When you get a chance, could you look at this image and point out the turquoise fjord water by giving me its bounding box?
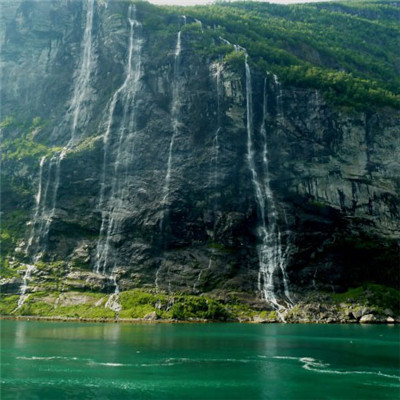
[1,321,399,400]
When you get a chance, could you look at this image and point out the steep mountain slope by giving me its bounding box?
[1,0,399,321]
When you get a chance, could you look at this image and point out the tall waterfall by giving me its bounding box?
[211,60,222,195]
[244,55,292,310]
[160,31,182,233]
[274,74,284,119]
[20,0,96,308]
[203,59,223,283]
[25,0,95,260]
[155,31,182,291]
[95,5,142,281]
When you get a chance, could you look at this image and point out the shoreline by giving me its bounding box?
[1,315,398,325]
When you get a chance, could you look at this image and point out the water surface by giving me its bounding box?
[1,321,399,399]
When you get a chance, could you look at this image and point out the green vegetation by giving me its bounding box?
[0,116,63,263]
[331,283,400,312]
[0,208,30,262]
[137,0,400,110]
[119,290,167,318]
[0,295,19,315]
[2,291,115,319]
[1,285,398,321]
[119,289,232,320]
[0,116,61,162]
[0,289,257,321]
[170,294,231,320]
[0,259,24,278]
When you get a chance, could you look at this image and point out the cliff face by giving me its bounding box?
[1,1,399,310]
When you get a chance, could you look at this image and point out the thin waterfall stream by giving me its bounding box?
[155,30,182,291]
[94,5,142,312]
[160,31,182,232]
[204,59,224,287]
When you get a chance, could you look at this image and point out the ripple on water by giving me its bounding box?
[267,355,400,382]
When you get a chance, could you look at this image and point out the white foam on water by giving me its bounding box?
[17,356,79,361]
[268,355,400,381]
[87,361,131,367]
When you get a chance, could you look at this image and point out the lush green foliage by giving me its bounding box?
[332,283,400,312]
[137,0,399,109]
[0,295,20,315]
[2,285,398,320]
[0,289,245,321]
[0,116,60,162]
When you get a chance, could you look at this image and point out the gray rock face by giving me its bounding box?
[1,1,399,305]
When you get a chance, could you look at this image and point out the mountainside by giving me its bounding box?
[1,0,399,322]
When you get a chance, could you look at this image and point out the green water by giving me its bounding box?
[1,321,399,399]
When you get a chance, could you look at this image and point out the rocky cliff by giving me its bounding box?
[1,0,399,320]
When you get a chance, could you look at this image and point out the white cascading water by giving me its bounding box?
[259,78,292,305]
[20,0,95,308]
[203,59,224,284]
[26,156,46,255]
[194,18,203,32]
[159,31,182,233]
[94,6,142,312]
[219,36,231,46]
[16,264,36,310]
[155,31,182,291]
[274,74,284,119]
[26,0,95,259]
[212,60,222,194]
[243,54,292,311]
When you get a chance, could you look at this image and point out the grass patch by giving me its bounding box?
[119,290,169,319]
[331,283,400,312]
[0,295,19,315]
[0,260,21,278]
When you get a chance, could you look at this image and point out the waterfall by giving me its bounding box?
[159,31,182,233]
[69,0,96,146]
[259,78,292,305]
[273,74,284,119]
[26,156,46,255]
[244,56,292,310]
[25,0,95,260]
[20,0,96,307]
[14,264,36,310]
[219,36,231,46]
[155,31,182,290]
[104,276,122,313]
[212,60,222,193]
[194,19,203,32]
[95,4,142,287]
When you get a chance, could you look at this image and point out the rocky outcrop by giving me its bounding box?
[1,1,399,312]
